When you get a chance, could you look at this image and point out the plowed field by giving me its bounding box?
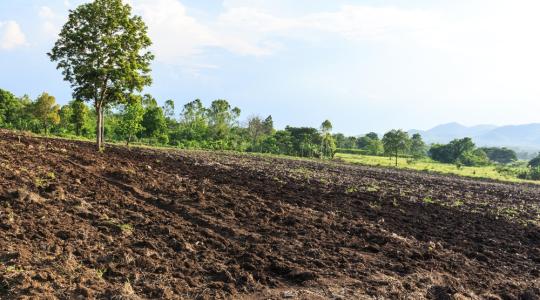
[0,130,538,299]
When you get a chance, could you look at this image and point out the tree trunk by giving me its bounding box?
[96,105,102,151]
[100,109,105,149]
[395,150,398,166]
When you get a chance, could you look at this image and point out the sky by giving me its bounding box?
[1,0,540,135]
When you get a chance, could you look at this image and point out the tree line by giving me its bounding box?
[2,86,540,175]
[0,88,337,158]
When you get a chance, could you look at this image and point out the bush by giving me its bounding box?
[456,149,489,167]
[517,166,540,180]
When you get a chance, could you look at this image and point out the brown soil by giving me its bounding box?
[0,129,538,299]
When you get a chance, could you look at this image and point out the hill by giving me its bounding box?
[410,122,540,151]
[0,130,538,299]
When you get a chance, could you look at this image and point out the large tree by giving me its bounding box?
[48,0,154,150]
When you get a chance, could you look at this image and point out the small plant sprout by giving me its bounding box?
[423,197,434,204]
[96,268,106,279]
[453,200,464,207]
[118,223,134,235]
[345,186,358,194]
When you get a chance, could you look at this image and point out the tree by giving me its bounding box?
[429,138,476,164]
[357,132,380,149]
[262,115,274,135]
[118,96,144,146]
[141,95,168,144]
[178,99,208,141]
[366,138,384,156]
[163,100,175,121]
[246,115,266,151]
[366,132,379,140]
[286,126,321,157]
[382,129,410,166]
[32,93,60,135]
[410,133,427,159]
[0,89,25,128]
[529,153,540,168]
[458,148,489,166]
[320,120,335,158]
[48,0,154,150]
[320,120,333,133]
[69,100,90,136]
[480,147,517,164]
[207,99,241,140]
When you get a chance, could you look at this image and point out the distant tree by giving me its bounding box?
[366,138,384,156]
[356,136,371,149]
[118,96,145,146]
[0,89,25,128]
[286,126,321,157]
[457,148,489,166]
[529,153,540,168]
[141,95,168,144]
[429,144,454,163]
[334,133,357,149]
[246,115,266,151]
[69,100,89,136]
[32,93,61,135]
[382,129,410,166]
[178,99,208,141]
[207,99,241,140]
[333,133,346,148]
[346,136,357,149]
[428,137,490,166]
[410,133,427,159]
[357,132,380,149]
[320,120,333,133]
[319,120,336,158]
[262,115,274,135]
[365,132,379,140]
[274,130,293,155]
[480,147,517,164]
[48,0,154,150]
[429,137,476,164]
[163,100,175,121]
[58,104,74,134]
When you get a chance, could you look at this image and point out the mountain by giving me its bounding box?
[410,122,540,151]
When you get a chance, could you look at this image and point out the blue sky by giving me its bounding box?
[1,0,540,135]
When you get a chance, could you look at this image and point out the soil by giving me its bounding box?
[0,129,538,299]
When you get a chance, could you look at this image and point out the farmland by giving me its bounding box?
[0,129,539,299]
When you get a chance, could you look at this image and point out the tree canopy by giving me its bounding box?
[382,129,410,166]
[48,0,154,150]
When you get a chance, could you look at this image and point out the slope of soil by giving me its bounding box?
[0,130,539,299]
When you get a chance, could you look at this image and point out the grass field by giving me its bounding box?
[335,152,533,183]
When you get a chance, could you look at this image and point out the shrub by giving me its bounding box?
[517,166,540,180]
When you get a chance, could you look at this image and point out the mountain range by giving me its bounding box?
[409,122,540,152]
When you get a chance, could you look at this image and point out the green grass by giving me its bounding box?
[336,153,535,184]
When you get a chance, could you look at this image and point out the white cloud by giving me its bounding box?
[38,6,62,38]
[0,21,27,50]
[128,1,441,63]
[130,0,218,63]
